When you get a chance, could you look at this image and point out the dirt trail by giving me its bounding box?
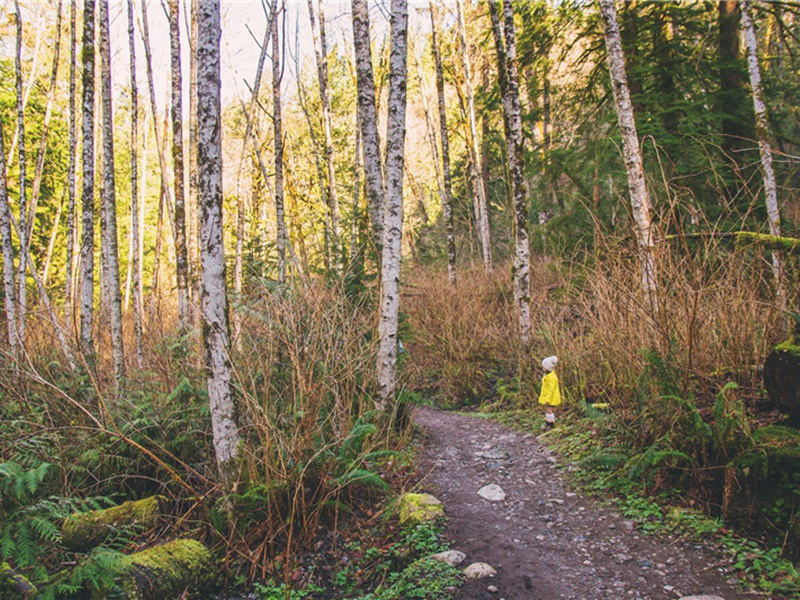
[413,406,759,600]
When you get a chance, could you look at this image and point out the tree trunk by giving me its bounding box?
[13,0,28,350]
[128,0,144,367]
[718,0,752,160]
[66,0,78,308]
[188,0,200,312]
[376,0,409,410]
[273,2,287,284]
[80,0,96,361]
[490,0,531,346]
[599,0,659,323]
[0,126,19,354]
[170,0,190,328]
[351,0,384,258]
[456,0,492,272]
[308,0,341,273]
[99,0,126,382]
[429,1,456,286]
[741,1,788,316]
[196,0,241,481]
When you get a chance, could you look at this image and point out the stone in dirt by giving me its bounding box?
[428,550,467,566]
[463,562,497,579]
[397,492,445,526]
[477,484,506,502]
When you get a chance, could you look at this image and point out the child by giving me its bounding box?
[539,355,561,429]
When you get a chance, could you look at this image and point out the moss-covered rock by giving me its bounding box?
[397,493,445,526]
[62,496,165,552]
[90,539,216,600]
[0,562,37,598]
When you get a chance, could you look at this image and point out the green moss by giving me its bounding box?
[91,539,216,600]
[1,562,37,598]
[62,496,165,552]
[397,493,445,526]
[774,340,800,359]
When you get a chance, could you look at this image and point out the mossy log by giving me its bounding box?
[90,539,216,600]
[62,496,165,552]
[0,562,37,598]
[764,342,800,417]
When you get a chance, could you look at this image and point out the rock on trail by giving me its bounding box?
[413,406,756,600]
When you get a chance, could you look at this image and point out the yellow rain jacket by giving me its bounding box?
[538,371,561,406]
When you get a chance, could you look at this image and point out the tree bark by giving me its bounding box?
[376,0,409,410]
[351,0,384,257]
[429,1,456,286]
[196,0,241,481]
[456,0,492,272]
[99,0,126,382]
[718,0,752,159]
[80,0,96,361]
[0,126,19,354]
[187,0,200,312]
[741,1,787,315]
[599,0,659,323]
[308,0,341,273]
[128,0,144,367]
[13,0,28,349]
[273,2,287,284]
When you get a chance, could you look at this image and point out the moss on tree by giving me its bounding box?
[62,496,165,552]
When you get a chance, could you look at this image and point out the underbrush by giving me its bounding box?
[0,280,410,597]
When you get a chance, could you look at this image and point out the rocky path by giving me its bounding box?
[413,406,759,600]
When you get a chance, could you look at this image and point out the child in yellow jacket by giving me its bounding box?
[539,355,561,429]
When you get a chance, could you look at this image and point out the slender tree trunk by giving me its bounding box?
[66,0,78,308]
[170,0,190,327]
[128,0,144,367]
[741,1,787,315]
[99,0,126,382]
[430,1,456,286]
[599,0,659,323]
[42,190,64,283]
[0,126,19,354]
[273,2,287,284]
[718,0,752,160]
[80,0,96,361]
[197,0,241,481]
[351,0,384,257]
[188,0,200,311]
[376,0,409,410]
[456,0,492,272]
[308,0,341,273]
[13,0,28,350]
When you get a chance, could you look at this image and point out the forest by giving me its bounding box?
[0,0,799,598]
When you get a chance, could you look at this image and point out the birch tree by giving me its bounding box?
[307,0,341,272]
[429,1,456,286]
[80,0,96,360]
[376,0,409,410]
[0,126,19,354]
[13,0,28,348]
[197,0,241,481]
[99,0,126,381]
[66,0,78,306]
[128,0,144,367]
[489,0,531,345]
[455,0,492,272]
[351,0,384,256]
[741,0,788,316]
[273,1,288,284]
[599,0,659,322]
[170,0,190,327]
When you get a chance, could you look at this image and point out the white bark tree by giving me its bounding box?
[99,0,126,381]
[599,0,659,322]
[376,0,409,410]
[741,0,788,316]
[0,126,19,354]
[272,0,288,284]
[197,0,242,481]
[170,0,190,327]
[80,0,96,360]
[456,0,492,273]
[13,0,28,349]
[351,0,384,257]
[128,0,144,367]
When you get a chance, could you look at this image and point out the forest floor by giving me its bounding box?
[413,406,761,600]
